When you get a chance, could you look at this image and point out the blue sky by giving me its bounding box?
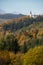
[0,0,43,15]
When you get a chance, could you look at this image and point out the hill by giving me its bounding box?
[0,15,43,31]
[0,15,43,46]
[0,15,43,65]
[0,13,25,19]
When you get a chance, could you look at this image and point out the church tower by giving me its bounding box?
[30,11,32,18]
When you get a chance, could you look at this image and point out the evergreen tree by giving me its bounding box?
[14,38,20,54]
[22,41,27,53]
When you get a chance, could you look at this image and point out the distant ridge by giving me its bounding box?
[0,13,25,19]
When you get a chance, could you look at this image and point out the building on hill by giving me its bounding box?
[30,11,38,18]
[30,11,32,18]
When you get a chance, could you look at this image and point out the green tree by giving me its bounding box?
[21,41,27,53]
[5,34,20,53]
[13,38,20,54]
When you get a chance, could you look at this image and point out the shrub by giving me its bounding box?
[0,51,11,65]
[10,53,23,65]
[23,46,43,65]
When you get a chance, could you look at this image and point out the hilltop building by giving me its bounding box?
[30,11,38,18]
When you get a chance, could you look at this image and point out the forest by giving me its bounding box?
[0,15,43,65]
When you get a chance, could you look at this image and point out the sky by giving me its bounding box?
[0,0,43,15]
